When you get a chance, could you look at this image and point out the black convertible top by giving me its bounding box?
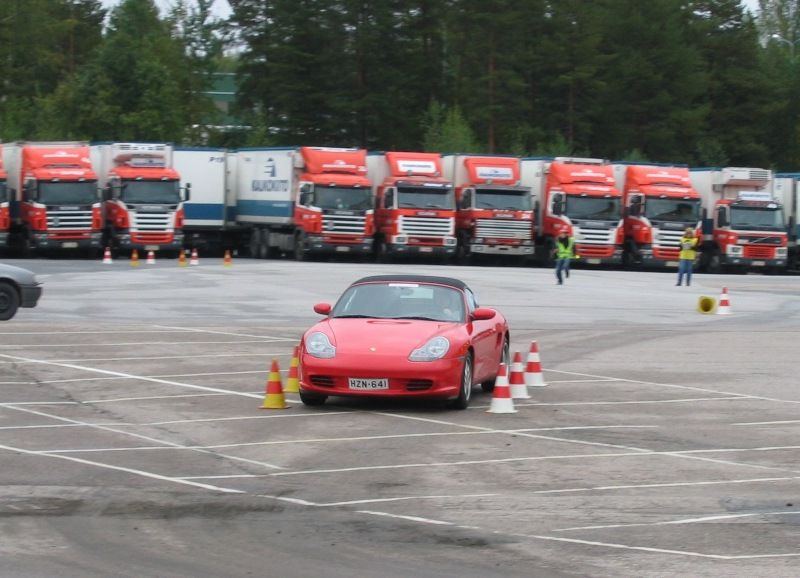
[352,275,468,291]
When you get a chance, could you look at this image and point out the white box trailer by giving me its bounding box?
[174,147,230,228]
[232,147,296,226]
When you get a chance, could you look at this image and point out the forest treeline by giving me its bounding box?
[1,0,800,169]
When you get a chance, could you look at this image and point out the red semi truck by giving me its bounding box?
[0,147,8,249]
[521,157,623,265]
[614,164,702,268]
[367,152,457,260]
[690,167,787,273]
[443,154,534,263]
[4,142,103,254]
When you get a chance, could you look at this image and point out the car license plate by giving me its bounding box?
[753,260,765,266]
[666,261,678,267]
[587,258,600,264]
[145,245,160,251]
[420,247,433,252]
[348,378,389,390]
[335,246,350,252]
[61,242,78,248]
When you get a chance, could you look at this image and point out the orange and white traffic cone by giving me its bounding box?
[146,250,156,265]
[260,359,289,409]
[717,287,731,315]
[524,340,547,387]
[130,249,140,267]
[509,351,530,399]
[178,250,187,267]
[102,247,113,264]
[189,248,199,266]
[223,249,233,267]
[284,346,300,393]
[487,363,517,414]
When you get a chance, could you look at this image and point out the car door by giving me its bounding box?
[465,289,499,382]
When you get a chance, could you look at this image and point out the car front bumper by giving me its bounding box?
[20,283,42,308]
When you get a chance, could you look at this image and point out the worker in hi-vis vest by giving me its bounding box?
[676,227,698,286]
[553,230,576,285]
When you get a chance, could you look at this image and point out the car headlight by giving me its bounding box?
[306,332,336,359]
[409,336,450,362]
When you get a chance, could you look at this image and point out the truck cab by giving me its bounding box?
[443,154,534,263]
[0,148,8,248]
[92,143,187,254]
[615,164,701,268]
[368,151,456,260]
[690,167,787,273]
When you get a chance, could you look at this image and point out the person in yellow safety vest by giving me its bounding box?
[676,227,698,286]
[553,230,576,285]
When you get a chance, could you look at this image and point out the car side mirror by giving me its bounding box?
[313,303,332,315]
[471,307,496,321]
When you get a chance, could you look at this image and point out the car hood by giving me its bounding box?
[0,263,39,285]
[313,318,460,356]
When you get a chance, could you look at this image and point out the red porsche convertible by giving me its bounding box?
[298,275,510,409]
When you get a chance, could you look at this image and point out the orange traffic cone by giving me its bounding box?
[509,351,530,399]
[130,249,140,267]
[102,247,113,264]
[524,340,547,387]
[189,248,199,266]
[487,363,517,414]
[146,250,156,265]
[223,249,233,267]
[717,287,731,315]
[260,359,289,409]
[178,250,187,267]
[284,346,300,393]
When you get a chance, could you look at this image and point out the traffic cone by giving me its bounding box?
[102,247,113,264]
[223,249,233,267]
[260,359,289,409]
[487,363,517,414]
[130,249,140,267]
[509,351,530,399]
[524,340,547,387]
[178,250,187,267]
[189,248,199,266]
[146,250,156,265]
[717,287,731,315]
[284,346,300,393]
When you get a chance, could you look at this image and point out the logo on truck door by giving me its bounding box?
[263,158,277,177]
[251,157,289,193]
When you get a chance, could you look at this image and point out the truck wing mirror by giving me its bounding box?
[552,192,564,216]
[183,182,191,201]
[717,208,728,228]
[789,216,796,240]
[299,192,312,206]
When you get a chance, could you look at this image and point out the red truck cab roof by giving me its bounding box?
[462,156,520,186]
[548,162,617,196]
[383,152,450,185]
[111,165,180,181]
[624,165,697,198]
[23,147,97,181]
[300,146,370,187]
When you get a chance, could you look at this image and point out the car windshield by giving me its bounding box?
[475,187,532,210]
[397,186,455,210]
[38,181,97,205]
[0,182,7,203]
[644,198,701,222]
[565,196,620,220]
[730,206,785,230]
[315,186,373,210]
[122,180,181,204]
[332,282,465,322]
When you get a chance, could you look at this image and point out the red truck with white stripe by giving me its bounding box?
[367,152,456,260]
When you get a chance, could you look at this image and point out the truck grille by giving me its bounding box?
[322,214,366,234]
[655,228,684,247]
[475,218,532,240]
[739,235,783,245]
[132,211,171,231]
[399,216,453,237]
[47,210,92,230]
[575,226,615,245]
[743,245,775,259]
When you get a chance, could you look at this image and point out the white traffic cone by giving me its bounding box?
[509,351,530,399]
[524,340,547,387]
[102,247,113,264]
[487,364,517,414]
[146,250,156,265]
[717,287,731,315]
[189,248,199,266]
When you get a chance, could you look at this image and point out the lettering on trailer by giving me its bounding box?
[570,169,607,178]
[738,191,773,202]
[321,160,363,172]
[397,160,437,174]
[646,171,689,183]
[252,157,288,193]
[476,166,514,180]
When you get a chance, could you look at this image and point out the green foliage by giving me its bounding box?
[422,101,480,153]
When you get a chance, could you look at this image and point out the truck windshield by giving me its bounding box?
[315,186,373,210]
[38,181,97,205]
[122,180,181,204]
[475,188,532,211]
[645,198,700,222]
[730,206,785,230]
[0,182,6,203]
[565,196,620,220]
[397,186,455,210]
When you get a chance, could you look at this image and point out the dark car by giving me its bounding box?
[0,263,43,320]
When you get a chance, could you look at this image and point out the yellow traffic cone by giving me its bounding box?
[284,346,300,393]
[131,249,140,267]
[260,359,289,409]
[223,249,233,267]
[178,250,187,267]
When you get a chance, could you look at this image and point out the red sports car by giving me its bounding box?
[298,275,510,409]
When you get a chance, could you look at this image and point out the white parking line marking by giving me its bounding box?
[317,493,497,507]
[733,419,800,426]
[519,534,729,559]
[556,510,800,532]
[0,352,286,364]
[0,339,273,349]
[531,475,800,495]
[494,396,749,408]
[357,510,454,526]
[0,443,244,494]
[154,325,299,341]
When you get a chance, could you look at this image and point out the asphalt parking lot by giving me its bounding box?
[1,256,798,577]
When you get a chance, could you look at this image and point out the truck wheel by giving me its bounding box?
[708,252,722,274]
[294,233,306,261]
[249,230,261,258]
[0,282,20,321]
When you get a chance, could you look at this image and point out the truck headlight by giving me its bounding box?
[727,245,743,255]
[776,247,787,258]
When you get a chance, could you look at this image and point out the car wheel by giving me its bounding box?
[299,390,327,406]
[482,335,509,392]
[452,352,473,410]
[0,282,20,321]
